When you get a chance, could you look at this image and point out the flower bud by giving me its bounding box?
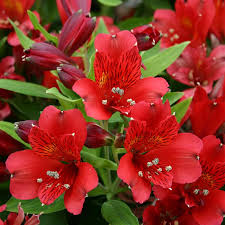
[22,42,74,70]
[85,122,114,148]
[58,11,96,56]
[57,64,85,88]
[131,24,161,51]
[114,133,125,148]
[15,120,38,143]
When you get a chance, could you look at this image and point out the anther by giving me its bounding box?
[193,189,200,194]
[202,189,209,196]
[147,162,153,167]
[138,171,143,177]
[64,184,70,189]
[152,158,159,165]
[37,178,43,183]
[165,165,172,172]
[102,100,107,105]
[213,102,217,106]
[169,28,174,33]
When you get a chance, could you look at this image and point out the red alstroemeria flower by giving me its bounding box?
[117,100,202,203]
[73,31,169,120]
[0,203,40,225]
[153,0,215,47]
[143,197,199,225]
[42,71,60,90]
[6,106,98,215]
[181,135,225,225]
[190,86,225,138]
[210,0,225,42]
[56,0,91,24]
[167,45,225,99]
[131,24,161,51]
[0,0,35,29]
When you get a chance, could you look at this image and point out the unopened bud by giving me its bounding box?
[15,120,38,143]
[58,64,86,88]
[114,133,125,148]
[85,122,114,148]
[131,24,161,51]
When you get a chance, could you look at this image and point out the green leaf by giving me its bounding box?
[97,0,122,7]
[0,36,7,48]
[141,41,190,77]
[57,80,79,100]
[6,195,65,214]
[88,185,108,197]
[141,40,160,61]
[149,0,172,9]
[8,19,34,49]
[101,200,139,225]
[81,151,118,171]
[0,79,56,99]
[163,92,184,105]
[109,112,123,123]
[0,121,30,148]
[171,98,192,123]
[118,17,151,30]
[27,10,58,45]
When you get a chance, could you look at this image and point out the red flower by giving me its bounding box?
[0,0,35,29]
[42,71,60,90]
[167,45,225,99]
[153,0,215,47]
[0,101,10,120]
[73,31,169,120]
[131,24,161,51]
[0,203,40,225]
[117,100,202,203]
[143,197,198,225]
[182,135,225,225]
[6,106,98,215]
[210,0,225,41]
[56,0,91,24]
[190,86,225,138]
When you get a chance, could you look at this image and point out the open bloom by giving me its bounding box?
[6,106,98,215]
[117,100,202,203]
[153,0,215,47]
[167,45,225,99]
[190,86,225,138]
[73,31,168,120]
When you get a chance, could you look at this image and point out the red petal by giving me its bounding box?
[0,56,15,74]
[94,30,137,58]
[201,135,225,162]
[192,190,225,225]
[6,150,61,200]
[117,153,151,203]
[64,162,98,215]
[157,133,202,184]
[73,78,112,120]
[143,205,161,225]
[38,106,87,143]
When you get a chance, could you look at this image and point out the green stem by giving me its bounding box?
[112,145,119,164]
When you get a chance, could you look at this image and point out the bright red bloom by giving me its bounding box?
[57,64,85,89]
[181,135,225,225]
[210,0,225,41]
[73,31,169,120]
[56,0,91,24]
[0,0,35,29]
[42,71,60,90]
[58,11,96,56]
[0,203,40,225]
[131,24,161,51]
[153,0,215,47]
[167,45,225,99]
[190,86,225,138]
[143,197,198,225]
[117,100,202,203]
[6,106,98,215]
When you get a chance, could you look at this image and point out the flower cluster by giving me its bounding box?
[0,0,225,224]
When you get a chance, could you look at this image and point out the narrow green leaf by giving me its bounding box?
[98,0,122,6]
[101,200,139,225]
[149,0,172,9]
[6,196,65,214]
[27,10,58,45]
[0,37,7,48]
[141,40,160,61]
[57,80,79,100]
[81,151,118,171]
[171,98,192,123]
[118,17,151,31]
[88,185,108,197]
[0,121,30,148]
[0,79,56,99]
[8,19,34,49]
[141,41,190,77]
[163,92,184,105]
[109,112,123,123]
